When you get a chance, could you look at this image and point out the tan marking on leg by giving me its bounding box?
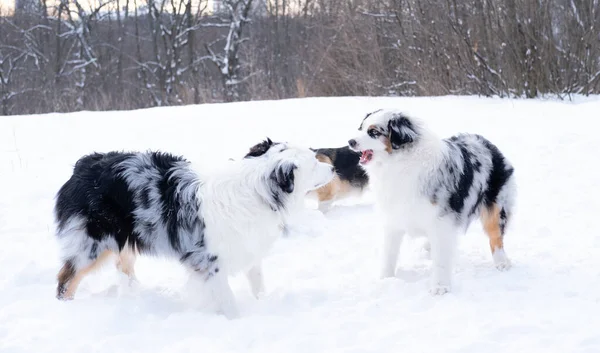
[336,178,353,197]
[480,204,504,254]
[117,243,138,279]
[57,261,76,299]
[61,250,115,300]
[314,153,338,203]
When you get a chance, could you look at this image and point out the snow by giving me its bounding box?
[2,95,600,353]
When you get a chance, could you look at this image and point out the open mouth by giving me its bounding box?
[359,150,374,165]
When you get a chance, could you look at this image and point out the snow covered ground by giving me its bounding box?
[1,95,600,353]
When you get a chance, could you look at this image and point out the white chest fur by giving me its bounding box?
[198,183,286,275]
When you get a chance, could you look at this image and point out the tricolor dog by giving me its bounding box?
[308,146,369,212]
[53,138,334,318]
[348,109,516,294]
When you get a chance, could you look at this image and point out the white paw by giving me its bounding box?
[220,306,240,320]
[420,241,432,260]
[117,274,140,296]
[492,249,511,271]
[318,206,330,214]
[429,284,451,296]
[251,286,266,299]
[317,200,333,214]
[422,240,431,253]
[495,259,512,271]
[380,268,396,279]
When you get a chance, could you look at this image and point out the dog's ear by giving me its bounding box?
[245,137,274,158]
[271,162,297,193]
[388,115,417,149]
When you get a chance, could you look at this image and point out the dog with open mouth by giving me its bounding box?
[348,109,516,295]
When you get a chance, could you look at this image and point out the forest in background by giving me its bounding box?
[1,0,599,116]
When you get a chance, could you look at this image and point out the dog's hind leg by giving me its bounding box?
[480,204,511,271]
[57,260,76,299]
[56,250,115,300]
[116,240,139,287]
[428,222,458,295]
[315,174,343,213]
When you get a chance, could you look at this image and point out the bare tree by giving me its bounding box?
[205,0,254,102]
[1,0,600,115]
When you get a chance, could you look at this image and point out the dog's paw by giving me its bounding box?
[251,286,266,299]
[116,273,141,296]
[429,284,451,296]
[56,293,74,301]
[219,306,241,320]
[492,249,511,271]
[494,259,512,271]
[380,268,397,279]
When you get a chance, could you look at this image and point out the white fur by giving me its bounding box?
[54,143,334,319]
[196,144,334,317]
[350,109,515,294]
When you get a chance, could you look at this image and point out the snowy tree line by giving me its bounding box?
[1,0,598,115]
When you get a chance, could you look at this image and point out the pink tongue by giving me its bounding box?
[360,150,372,163]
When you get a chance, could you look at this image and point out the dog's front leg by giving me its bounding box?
[181,250,239,319]
[246,262,265,299]
[380,227,405,279]
[204,272,240,319]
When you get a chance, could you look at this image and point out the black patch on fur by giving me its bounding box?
[140,186,152,209]
[272,162,296,194]
[499,208,508,235]
[359,109,383,130]
[480,137,514,207]
[196,239,205,248]
[55,151,138,252]
[388,115,417,149]
[269,162,297,210]
[245,138,275,158]
[151,152,190,252]
[180,246,220,279]
[180,252,193,262]
[54,150,204,258]
[448,143,475,214]
[313,146,369,188]
[89,242,99,260]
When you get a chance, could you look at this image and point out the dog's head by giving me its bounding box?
[348,109,421,166]
[244,138,335,208]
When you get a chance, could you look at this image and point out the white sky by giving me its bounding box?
[0,0,13,11]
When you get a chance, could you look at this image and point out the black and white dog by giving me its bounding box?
[348,109,516,295]
[53,138,334,318]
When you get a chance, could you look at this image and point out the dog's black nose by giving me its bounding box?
[348,139,357,148]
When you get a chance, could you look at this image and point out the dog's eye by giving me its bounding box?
[368,129,381,138]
